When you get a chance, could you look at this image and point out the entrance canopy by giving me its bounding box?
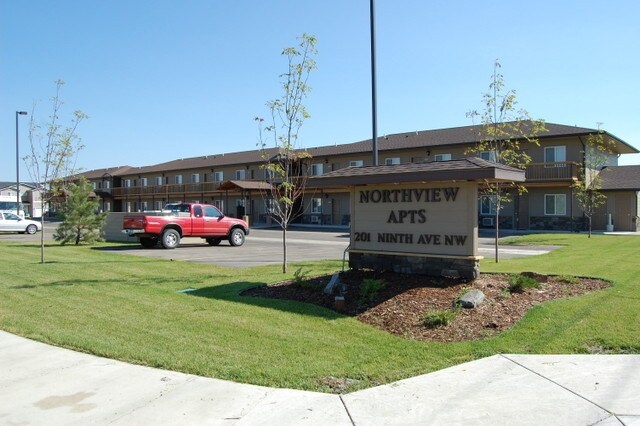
[218,180,273,191]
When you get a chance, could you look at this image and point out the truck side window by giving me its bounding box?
[204,206,221,218]
[194,205,203,218]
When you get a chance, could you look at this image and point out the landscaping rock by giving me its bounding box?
[459,289,485,308]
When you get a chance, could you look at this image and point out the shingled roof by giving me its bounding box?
[600,166,640,190]
[77,166,134,179]
[80,122,638,177]
[308,158,525,188]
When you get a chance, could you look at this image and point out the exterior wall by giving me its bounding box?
[525,187,585,231]
[528,137,583,163]
[299,190,351,226]
[83,132,637,232]
[592,191,639,232]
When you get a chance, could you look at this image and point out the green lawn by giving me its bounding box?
[1,234,639,392]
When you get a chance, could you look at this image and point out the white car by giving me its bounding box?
[0,212,42,234]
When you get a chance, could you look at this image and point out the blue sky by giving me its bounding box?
[2,1,639,182]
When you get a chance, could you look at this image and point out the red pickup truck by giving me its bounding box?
[122,203,249,249]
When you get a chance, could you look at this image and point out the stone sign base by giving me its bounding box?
[349,250,480,280]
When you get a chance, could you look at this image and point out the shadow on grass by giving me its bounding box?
[187,282,344,320]
[7,276,180,289]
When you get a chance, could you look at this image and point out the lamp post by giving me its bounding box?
[370,0,379,166]
[16,111,28,216]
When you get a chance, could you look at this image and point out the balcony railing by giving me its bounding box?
[112,181,223,197]
[525,162,579,181]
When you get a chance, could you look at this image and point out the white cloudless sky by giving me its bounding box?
[2,0,639,181]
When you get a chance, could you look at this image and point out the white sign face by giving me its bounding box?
[350,182,478,257]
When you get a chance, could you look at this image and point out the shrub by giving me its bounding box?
[508,274,541,293]
[293,267,324,290]
[292,267,311,287]
[557,275,580,285]
[422,309,457,328]
[359,278,386,305]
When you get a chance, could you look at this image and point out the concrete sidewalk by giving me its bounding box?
[1,331,639,425]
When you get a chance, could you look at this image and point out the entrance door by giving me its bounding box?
[331,198,340,225]
[518,193,529,230]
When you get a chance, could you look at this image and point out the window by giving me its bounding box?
[174,175,183,184]
[311,198,322,214]
[213,199,224,212]
[545,194,566,215]
[235,170,246,180]
[480,195,497,215]
[191,174,200,183]
[311,163,324,176]
[213,171,223,182]
[480,151,497,162]
[140,178,148,187]
[123,179,132,188]
[154,176,163,186]
[264,198,274,214]
[204,205,222,218]
[92,182,97,190]
[349,160,364,167]
[434,153,452,162]
[385,157,400,165]
[154,201,163,210]
[104,180,111,189]
[544,146,566,167]
[193,205,203,217]
[141,201,148,211]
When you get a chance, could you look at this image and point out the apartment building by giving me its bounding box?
[80,122,640,232]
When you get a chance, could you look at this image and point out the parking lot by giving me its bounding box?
[0,224,558,268]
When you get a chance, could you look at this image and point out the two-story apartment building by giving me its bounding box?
[79,122,640,232]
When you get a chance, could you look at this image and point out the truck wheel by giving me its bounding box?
[162,229,180,249]
[229,228,245,247]
[206,238,222,246]
[140,237,158,248]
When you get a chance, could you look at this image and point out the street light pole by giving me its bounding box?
[16,111,28,216]
[370,0,379,166]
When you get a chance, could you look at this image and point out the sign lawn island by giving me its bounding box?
[308,158,525,279]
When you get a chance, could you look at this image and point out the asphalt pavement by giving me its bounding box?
[98,227,560,268]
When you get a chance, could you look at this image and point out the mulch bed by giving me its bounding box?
[241,270,610,342]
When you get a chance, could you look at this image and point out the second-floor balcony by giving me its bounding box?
[112,182,223,197]
[110,180,274,198]
[525,162,579,182]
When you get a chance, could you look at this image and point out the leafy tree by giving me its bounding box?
[54,177,107,245]
[24,80,88,262]
[573,129,615,237]
[466,60,547,262]
[256,33,318,273]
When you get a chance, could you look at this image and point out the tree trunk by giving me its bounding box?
[494,207,499,263]
[40,216,45,264]
[588,216,592,238]
[282,226,288,274]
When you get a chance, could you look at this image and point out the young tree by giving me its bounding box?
[467,60,546,262]
[24,80,88,262]
[256,33,318,273]
[573,129,615,237]
[54,177,107,245]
